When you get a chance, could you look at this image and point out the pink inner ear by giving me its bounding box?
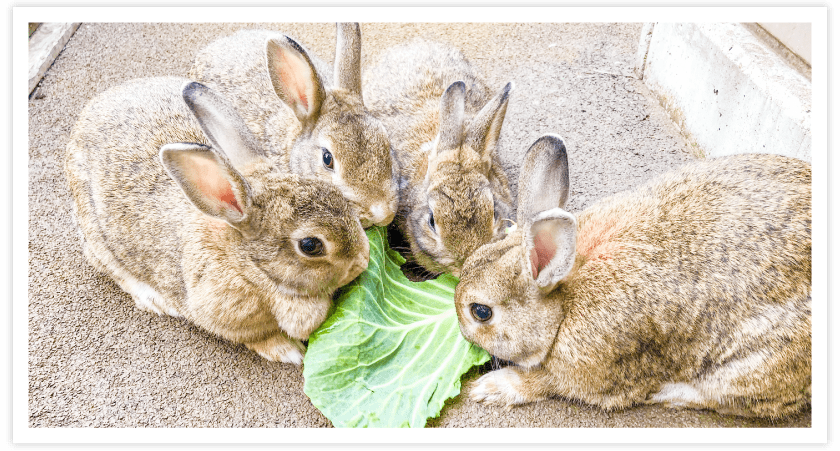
[274,47,310,112]
[530,248,539,279]
[191,155,243,215]
[217,185,243,214]
[530,231,557,280]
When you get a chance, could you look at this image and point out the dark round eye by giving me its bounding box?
[299,237,324,256]
[470,303,492,322]
[322,148,334,170]
[428,211,436,232]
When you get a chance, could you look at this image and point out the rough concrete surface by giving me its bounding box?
[28,22,812,429]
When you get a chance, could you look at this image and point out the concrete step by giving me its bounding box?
[29,22,80,94]
[636,22,811,162]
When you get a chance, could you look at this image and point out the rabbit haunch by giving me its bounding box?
[456,135,810,418]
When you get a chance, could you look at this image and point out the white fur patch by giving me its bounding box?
[129,281,176,317]
[370,204,384,219]
[515,352,545,370]
[247,337,305,364]
[470,368,529,407]
[283,348,304,365]
[739,299,802,338]
[436,256,456,266]
[710,351,767,393]
[86,243,179,318]
[420,141,435,155]
[649,382,706,407]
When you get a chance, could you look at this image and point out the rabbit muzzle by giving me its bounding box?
[360,202,397,228]
[337,246,370,287]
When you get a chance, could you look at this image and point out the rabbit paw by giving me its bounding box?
[469,368,530,408]
[246,334,306,365]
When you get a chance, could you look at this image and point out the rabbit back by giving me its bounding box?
[566,153,811,416]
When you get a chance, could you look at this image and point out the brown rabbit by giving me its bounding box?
[64,77,370,364]
[363,39,514,277]
[189,23,398,228]
[455,134,811,418]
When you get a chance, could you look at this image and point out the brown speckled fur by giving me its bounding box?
[363,39,514,275]
[456,135,811,418]
[64,77,369,364]
[189,24,398,228]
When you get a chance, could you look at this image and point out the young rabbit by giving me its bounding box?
[64,77,370,364]
[363,39,514,277]
[189,23,398,228]
[455,134,811,418]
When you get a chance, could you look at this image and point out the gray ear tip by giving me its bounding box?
[283,35,307,56]
[182,80,200,92]
[532,134,568,156]
[503,81,513,96]
[338,22,361,33]
[182,81,209,101]
[446,80,467,95]
[490,82,513,108]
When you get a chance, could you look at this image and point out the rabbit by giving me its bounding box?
[362,39,514,277]
[455,134,811,418]
[188,23,398,228]
[64,76,370,365]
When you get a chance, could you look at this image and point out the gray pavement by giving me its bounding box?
[28,22,811,428]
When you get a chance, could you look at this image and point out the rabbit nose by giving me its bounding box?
[367,203,396,227]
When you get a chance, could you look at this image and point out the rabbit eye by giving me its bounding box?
[470,303,492,322]
[322,148,334,170]
[428,211,436,233]
[299,237,325,257]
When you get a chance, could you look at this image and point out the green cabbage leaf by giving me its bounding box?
[302,226,490,428]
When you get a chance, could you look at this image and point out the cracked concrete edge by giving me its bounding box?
[639,22,812,163]
[28,22,81,95]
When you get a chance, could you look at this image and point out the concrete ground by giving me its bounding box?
[28,22,811,429]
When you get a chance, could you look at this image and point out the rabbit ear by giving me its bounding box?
[333,23,362,99]
[516,134,570,225]
[181,81,264,171]
[266,36,326,128]
[436,81,466,152]
[524,208,577,292]
[464,82,512,163]
[160,143,254,232]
